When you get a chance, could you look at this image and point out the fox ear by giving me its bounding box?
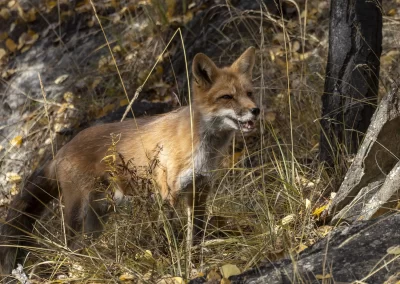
[232,47,255,78]
[192,53,218,88]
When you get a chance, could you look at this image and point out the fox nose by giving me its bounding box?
[251,108,260,116]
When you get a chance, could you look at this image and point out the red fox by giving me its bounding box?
[0,47,259,275]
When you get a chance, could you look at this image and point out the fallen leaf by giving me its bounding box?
[305,198,311,209]
[5,38,17,52]
[269,50,275,61]
[10,184,19,195]
[387,246,400,255]
[387,9,396,16]
[315,274,331,280]
[10,135,23,147]
[281,214,295,226]
[292,40,300,52]
[220,264,241,278]
[46,0,58,11]
[20,45,32,53]
[119,273,135,281]
[299,52,311,61]
[18,32,28,50]
[112,45,122,53]
[0,32,8,41]
[16,3,26,20]
[2,69,16,79]
[0,48,6,60]
[6,172,22,183]
[8,1,16,8]
[26,8,37,22]
[119,98,129,107]
[26,30,39,45]
[63,92,75,103]
[296,242,308,253]
[55,74,69,84]
[0,8,11,20]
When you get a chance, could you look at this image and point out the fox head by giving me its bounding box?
[192,47,259,133]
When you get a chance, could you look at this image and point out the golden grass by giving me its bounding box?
[1,0,397,283]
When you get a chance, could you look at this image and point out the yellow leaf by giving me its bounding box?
[0,32,8,41]
[16,3,26,20]
[0,48,6,60]
[20,45,32,53]
[18,32,27,50]
[166,0,176,19]
[46,0,58,10]
[0,8,11,20]
[305,198,311,209]
[10,135,23,147]
[220,264,241,278]
[312,204,327,217]
[387,9,396,16]
[8,0,16,8]
[10,184,19,195]
[6,172,22,183]
[119,98,129,107]
[26,30,39,45]
[1,69,16,79]
[102,103,115,114]
[55,74,69,84]
[6,38,17,52]
[111,0,119,8]
[26,8,37,22]
[119,273,135,281]
[63,92,75,103]
[387,246,400,255]
[299,52,311,61]
[269,50,275,61]
[296,243,308,253]
[221,278,231,284]
[315,274,331,280]
[112,45,121,53]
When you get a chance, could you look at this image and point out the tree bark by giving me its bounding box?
[329,86,400,223]
[319,0,382,167]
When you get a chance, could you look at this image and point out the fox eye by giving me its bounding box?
[247,92,253,97]
[220,94,233,100]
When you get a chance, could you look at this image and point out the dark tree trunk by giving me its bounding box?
[319,0,382,168]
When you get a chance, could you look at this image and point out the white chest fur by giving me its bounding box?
[177,131,233,191]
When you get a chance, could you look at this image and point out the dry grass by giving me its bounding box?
[1,0,398,283]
